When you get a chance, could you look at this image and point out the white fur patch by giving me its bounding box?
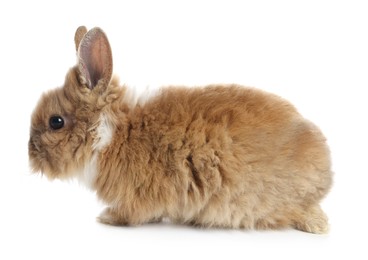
[78,113,114,189]
[137,86,161,106]
[123,85,161,108]
[92,113,114,151]
[122,85,139,109]
[77,153,99,190]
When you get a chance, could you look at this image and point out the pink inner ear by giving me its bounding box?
[78,58,93,88]
[78,28,112,89]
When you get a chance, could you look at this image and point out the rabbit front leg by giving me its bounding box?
[97,207,127,226]
[97,207,163,226]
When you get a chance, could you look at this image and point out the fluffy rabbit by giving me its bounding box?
[29,26,332,233]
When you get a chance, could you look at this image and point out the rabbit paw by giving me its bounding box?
[294,205,329,234]
[97,207,127,226]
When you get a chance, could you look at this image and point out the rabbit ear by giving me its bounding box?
[77,27,113,90]
[74,26,88,51]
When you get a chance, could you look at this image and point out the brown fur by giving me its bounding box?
[29,26,332,233]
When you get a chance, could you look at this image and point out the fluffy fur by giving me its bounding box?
[29,26,332,233]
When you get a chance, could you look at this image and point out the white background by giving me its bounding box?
[0,0,367,259]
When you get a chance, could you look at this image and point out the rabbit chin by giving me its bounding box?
[30,162,76,181]
[28,148,73,180]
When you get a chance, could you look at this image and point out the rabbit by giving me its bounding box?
[29,26,332,234]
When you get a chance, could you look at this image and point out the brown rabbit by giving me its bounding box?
[29,26,332,233]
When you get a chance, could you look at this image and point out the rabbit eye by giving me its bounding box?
[49,116,64,130]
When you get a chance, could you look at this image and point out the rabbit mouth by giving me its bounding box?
[29,136,41,153]
[28,143,46,174]
[28,137,52,176]
[28,137,41,171]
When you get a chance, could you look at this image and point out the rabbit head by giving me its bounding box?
[28,26,118,180]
